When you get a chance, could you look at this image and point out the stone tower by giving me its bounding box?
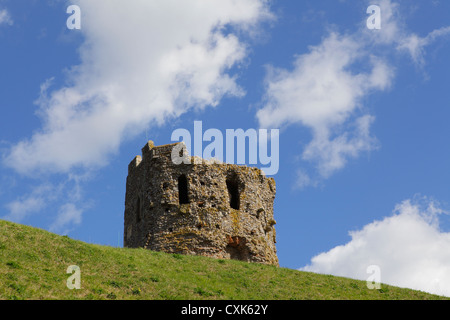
[124,141,278,266]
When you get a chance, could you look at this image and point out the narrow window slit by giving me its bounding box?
[226,177,240,210]
[178,174,189,204]
[136,196,142,223]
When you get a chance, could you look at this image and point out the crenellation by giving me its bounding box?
[128,155,142,174]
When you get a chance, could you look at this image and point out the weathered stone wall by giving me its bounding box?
[124,141,279,266]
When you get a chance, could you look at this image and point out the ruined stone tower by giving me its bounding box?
[124,141,278,266]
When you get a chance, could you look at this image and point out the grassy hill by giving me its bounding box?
[0,219,447,300]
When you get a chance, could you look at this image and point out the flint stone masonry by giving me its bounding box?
[124,141,279,266]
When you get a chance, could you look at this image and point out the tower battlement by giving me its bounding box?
[124,141,278,266]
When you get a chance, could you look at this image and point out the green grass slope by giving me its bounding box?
[0,219,447,300]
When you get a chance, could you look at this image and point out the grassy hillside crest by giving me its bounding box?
[0,219,446,300]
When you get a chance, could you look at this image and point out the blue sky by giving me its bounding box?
[1,0,450,296]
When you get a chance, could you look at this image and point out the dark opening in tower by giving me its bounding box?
[226,176,240,210]
[136,196,142,223]
[226,235,249,262]
[178,174,189,204]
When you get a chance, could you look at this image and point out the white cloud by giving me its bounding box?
[397,26,450,67]
[257,0,450,187]
[295,169,317,190]
[257,33,393,183]
[2,174,88,232]
[3,184,55,222]
[302,115,379,178]
[301,198,450,297]
[5,0,272,174]
[49,203,83,234]
[4,196,45,223]
[0,8,13,26]
[365,0,450,66]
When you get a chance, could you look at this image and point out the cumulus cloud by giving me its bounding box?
[256,1,399,186]
[257,32,393,183]
[257,0,450,187]
[301,198,450,297]
[5,0,271,174]
[0,8,13,26]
